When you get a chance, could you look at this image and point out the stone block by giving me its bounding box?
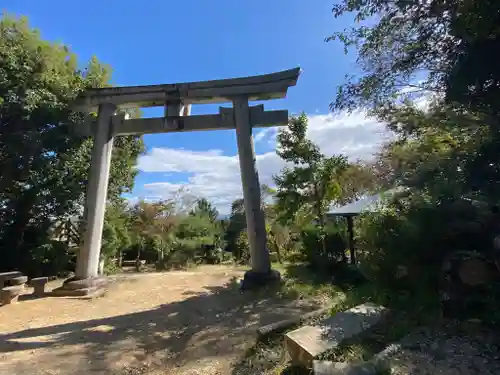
[0,271,22,288]
[284,303,387,366]
[62,276,108,290]
[1,285,24,305]
[240,269,281,290]
[257,307,330,339]
[30,276,49,285]
[48,285,107,298]
[30,277,49,297]
[10,276,28,286]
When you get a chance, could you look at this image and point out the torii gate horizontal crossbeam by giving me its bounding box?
[74,106,288,136]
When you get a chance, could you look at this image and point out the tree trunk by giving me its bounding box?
[275,244,283,264]
[135,245,142,272]
[347,215,356,264]
[313,185,327,261]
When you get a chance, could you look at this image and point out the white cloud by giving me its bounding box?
[135,111,392,214]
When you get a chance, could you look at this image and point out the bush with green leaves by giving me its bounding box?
[30,241,75,277]
[356,192,494,291]
[234,230,250,265]
[299,222,347,269]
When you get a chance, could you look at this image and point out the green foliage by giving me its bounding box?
[102,199,132,265]
[190,198,219,222]
[142,202,226,269]
[299,222,347,268]
[272,114,361,269]
[353,101,500,311]
[356,193,495,290]
[224,198,246,259]
[327,0,500,116]
[29,240,75,277]
[0,14,143,275]
[274,114,349,225]
[327,0,500,319]
[234,230,250,265]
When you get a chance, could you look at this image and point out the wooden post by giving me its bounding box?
[347,215,356,265]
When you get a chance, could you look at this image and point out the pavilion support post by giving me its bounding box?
[346,215,356,265]
[51,103,115,297]
[232,96,280,289]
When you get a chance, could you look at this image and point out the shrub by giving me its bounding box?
[235,230,250,264]
[300,222,346,269]
[356,192,493,291]
[29,240,75,277]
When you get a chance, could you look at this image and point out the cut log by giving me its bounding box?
[284,303,387,366]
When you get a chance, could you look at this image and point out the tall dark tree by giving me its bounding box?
[0,15,144,274]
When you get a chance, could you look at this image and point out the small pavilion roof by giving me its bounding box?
[327,187,406,217]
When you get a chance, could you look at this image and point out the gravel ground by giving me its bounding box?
[382,321,500,375]
[0,266,319,375]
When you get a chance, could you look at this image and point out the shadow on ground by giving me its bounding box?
[0,277,320,375]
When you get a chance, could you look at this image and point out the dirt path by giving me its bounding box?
[0,266,319,375]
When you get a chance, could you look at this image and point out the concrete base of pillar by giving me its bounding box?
[240,269,281,290]
[48,276,108,298]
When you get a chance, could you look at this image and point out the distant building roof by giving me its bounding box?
[327,187,406,217]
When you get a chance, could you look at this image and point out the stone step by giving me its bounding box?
[0,271,23,288]
[313,360,378,375]
[48,286,107,298]
[284,303,387,366]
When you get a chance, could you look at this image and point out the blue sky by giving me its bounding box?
[5,1,387,214]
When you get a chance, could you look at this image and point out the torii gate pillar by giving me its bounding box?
[77,103,116,279]
[233,96,279,287]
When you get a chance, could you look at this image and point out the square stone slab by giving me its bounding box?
[285,303,387,366]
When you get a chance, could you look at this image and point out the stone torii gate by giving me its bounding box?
[54,68,300,296]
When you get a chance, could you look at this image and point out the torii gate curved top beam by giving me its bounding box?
[73,67,300,111]
[55,68,300,296]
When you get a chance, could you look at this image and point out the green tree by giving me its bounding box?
[273,114,349,262]
[375,102,499,203]
[327,0,500,117]
[274,114,348,227]
[101,199,132,272]
[338,162,378,204]
[224,198,246,260]
[173,213,224,265]
[190,198,219,222]
[0,15,144,274]
[131,200,176,263]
